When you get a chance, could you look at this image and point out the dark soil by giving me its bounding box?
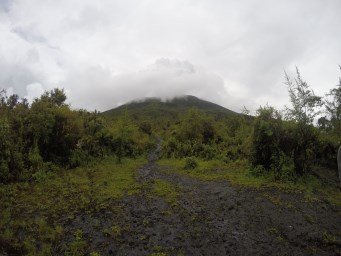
[54,146,341,256]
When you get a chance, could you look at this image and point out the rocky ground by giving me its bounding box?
[58,147,340,256]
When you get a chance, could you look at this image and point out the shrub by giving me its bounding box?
[32,169,55,183]
[69,149,91,168]
[251,106,283,171]
[200,144,216,160]
[316,133,338,169]
[291,124,318,175]
[250,165,266,177]
[138,121,152,135]
[184,157,198,170]
[28,145,44,171]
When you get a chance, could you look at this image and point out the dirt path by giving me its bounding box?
[90,146,340,256]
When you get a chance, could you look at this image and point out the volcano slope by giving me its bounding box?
[1,144,340,255]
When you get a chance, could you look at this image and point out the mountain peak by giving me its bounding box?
[102,95,237,119]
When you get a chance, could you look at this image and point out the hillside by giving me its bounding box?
[102,95,238,120]
[1,88,340,255]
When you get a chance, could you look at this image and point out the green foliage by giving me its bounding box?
[28,145,44,172]
[323,72,341,138]
[178,108,215,143]
[40,88,67,107]
[250,165,266,177]
[0,67,339,185]
[249,68,340,176]
[158,158,340,205]
[291,124,318,175]
[139,121,152,135]
[285,68,323,125]
[0,118,11,182]
[32,169,55,183]
[0,157,145,254]
[250,105,319,176]
[251,106,283,172]
[153,179,179,206]
[184,157,198,170]
[0,88,151,183]
[316,133,339,169]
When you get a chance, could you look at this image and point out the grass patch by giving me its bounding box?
[158,158,266,187]
[157,158,341,206]
[0,157,145,255]
[152,179,180,207]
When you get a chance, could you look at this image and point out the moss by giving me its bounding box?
[322,231,338,245]
[150,252,167,256]
[153,179,180,207]
[103,225,122,237]
[304,214,315,224]
[262,193,282,206]
[90,252,101,256]
[267,227,279,235]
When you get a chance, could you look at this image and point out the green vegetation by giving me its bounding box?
[0,88,153,183]
[184,157,198,170]
[4,67,337,186]
[0,157,145,255]
[153,179,180,207]
[102,95,237,121]
[0,67,340,254]
[158,158,341,205]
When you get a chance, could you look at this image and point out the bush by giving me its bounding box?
[138,121,152,135]
[250,165,266,177]
[69,149,91,168]
[200,144,216,160]
[316,133,338,169]
[250,105,320,177]
[32,169,55,183]
[184,157,198,170]
[251,106,283,171]
[28,146,44,172]
[163,137,178,158]
[278,159,296,182]
[291,124,318,175]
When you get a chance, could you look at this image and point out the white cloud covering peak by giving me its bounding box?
[0,0,340,112]
[65,58,226,110]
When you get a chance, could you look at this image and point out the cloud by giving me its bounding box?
[0,0,340,113]
[65,58,227,111]
[25,82,44,102]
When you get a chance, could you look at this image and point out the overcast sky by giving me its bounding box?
[0,0,340,112]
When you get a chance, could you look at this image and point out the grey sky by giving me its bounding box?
[0,0,340,112]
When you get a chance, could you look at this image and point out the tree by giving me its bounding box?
[0,118,11,182]
[7,94,19,109]
[178,108,215,143]
[324,66,341,137]
[40,88,67,107]
[139,121,152,135]
[251,106,283,171]
[285,67,323,125]
[284,68,322,174]
[0,89,7,108]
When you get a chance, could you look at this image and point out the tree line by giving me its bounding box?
[162,68,340,180]
[0,67,340,184]
[0,89,151,183]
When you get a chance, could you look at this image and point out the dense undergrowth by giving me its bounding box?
[0,88,153,184]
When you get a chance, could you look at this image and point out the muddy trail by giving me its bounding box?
[60,144,340,256]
